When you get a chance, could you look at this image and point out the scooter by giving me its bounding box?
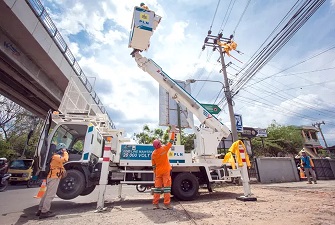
[0,173,11,192]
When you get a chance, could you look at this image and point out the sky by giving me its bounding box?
[40,0,335,146]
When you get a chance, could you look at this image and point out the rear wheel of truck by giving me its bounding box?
[56,169,85,200]
[80,185,96,196]
[172,172,199,201]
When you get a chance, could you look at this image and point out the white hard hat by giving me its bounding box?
[56,143,66,150]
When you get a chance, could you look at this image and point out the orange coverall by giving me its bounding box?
[151,132,175,205]
[48,151,69,178]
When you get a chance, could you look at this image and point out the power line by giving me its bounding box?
[209,0,221,30]
[244,44,335,88]
[232,0,326,93]
[233,0,251,35]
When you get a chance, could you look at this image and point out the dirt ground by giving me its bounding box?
[23,180,335,225]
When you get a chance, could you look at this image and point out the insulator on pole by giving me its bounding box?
[208,30,212,35]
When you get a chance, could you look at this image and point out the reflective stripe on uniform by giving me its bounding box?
[153,188,163,193]
[163,187,171,193]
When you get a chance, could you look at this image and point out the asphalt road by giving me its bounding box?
[0,182,141,225]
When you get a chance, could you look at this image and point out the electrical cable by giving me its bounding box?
[233,0,251,35]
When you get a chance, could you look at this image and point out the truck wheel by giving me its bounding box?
[56,169,85,200]
[80,185,96,196]
[172,173,199,201]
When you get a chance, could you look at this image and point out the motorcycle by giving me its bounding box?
[0,173,11,192]
[136,184,153,193]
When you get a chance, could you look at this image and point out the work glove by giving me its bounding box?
[312,167,315,170]
[170,125,178,133]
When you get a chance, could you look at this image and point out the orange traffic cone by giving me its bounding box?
[34,179,47,198]
[299,168,306,179]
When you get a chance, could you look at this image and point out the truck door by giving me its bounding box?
[35,110,52,171]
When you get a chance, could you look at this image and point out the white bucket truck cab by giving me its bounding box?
[33,6,244,202]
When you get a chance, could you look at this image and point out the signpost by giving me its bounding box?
[256,128,267,137]
[240,127,258,138]
[201,104,221,114]
[234,114,243,132]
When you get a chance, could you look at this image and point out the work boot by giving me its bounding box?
[35,210,41,216]
[307,181,312,184]
[314,181,317,184]
[163,204,173,210]
[39,211,56,219]
[153,204,160,210]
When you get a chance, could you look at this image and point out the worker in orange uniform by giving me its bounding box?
[151,125,177,210]
[140,2,149,10]
[36,143,68,219]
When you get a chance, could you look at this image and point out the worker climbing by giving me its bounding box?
[151,125,177,210]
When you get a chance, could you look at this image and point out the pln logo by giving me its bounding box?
[139,13,149,25]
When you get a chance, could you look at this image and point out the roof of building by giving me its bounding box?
[300,126,319,131]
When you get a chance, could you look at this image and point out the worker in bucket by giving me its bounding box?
[36,143,68,219]
[151,125,177,210]
[140,2,149,10]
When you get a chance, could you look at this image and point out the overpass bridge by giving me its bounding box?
[0,0,113,126]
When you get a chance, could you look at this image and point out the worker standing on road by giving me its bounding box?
[301,150,317,184]
[151,126,176,210]
[36,143,68,219]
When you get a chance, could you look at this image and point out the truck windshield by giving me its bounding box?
[51,125,74,149]
[9,160,33,170]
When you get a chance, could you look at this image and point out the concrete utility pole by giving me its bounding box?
[202,31,239,142]
[312,121,328,148]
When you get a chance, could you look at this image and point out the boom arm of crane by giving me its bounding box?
[132,51,231,157]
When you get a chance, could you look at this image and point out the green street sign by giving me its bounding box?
[201,104,221,114]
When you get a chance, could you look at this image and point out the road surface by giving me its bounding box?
[0,183,139,225]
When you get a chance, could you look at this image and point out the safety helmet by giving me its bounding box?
[140,3,145,6]
[56,143,66,150]
[153,139,162,149]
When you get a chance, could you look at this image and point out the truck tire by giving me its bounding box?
[172,173,199,201]
[56,169,85,200]
[80,185,96,196]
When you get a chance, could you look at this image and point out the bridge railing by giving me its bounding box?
[25,0,114,128]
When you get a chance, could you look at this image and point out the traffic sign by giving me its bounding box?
[240,127,258,138]
[234,114,243,132]
[201,104,221,114]
[256,128,267,137]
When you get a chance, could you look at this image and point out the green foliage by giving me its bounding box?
[181,133,195,153]
[251,121,303,157]
[134,125,195,152]
[135,124,168,144]
[0,95,41,160]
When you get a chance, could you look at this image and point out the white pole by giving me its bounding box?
[236,144,257,201]
[95,145,111,212]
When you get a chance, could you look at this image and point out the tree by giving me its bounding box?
[134,125,195,152]
[134,125,168,144]
[0,95,41,160]
[251,121,303,157]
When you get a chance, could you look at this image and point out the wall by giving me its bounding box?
[256,157,300,183]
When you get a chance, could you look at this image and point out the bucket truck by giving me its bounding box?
[33,6,243,203]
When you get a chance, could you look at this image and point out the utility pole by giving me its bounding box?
[312,121,328,148]
[202,31,239,142]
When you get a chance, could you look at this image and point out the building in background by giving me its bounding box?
[300,126,323,157]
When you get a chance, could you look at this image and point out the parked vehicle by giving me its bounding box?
[0,173,11,192]
[8,159,34,184]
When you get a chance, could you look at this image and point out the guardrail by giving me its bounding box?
[25,0,115,128]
